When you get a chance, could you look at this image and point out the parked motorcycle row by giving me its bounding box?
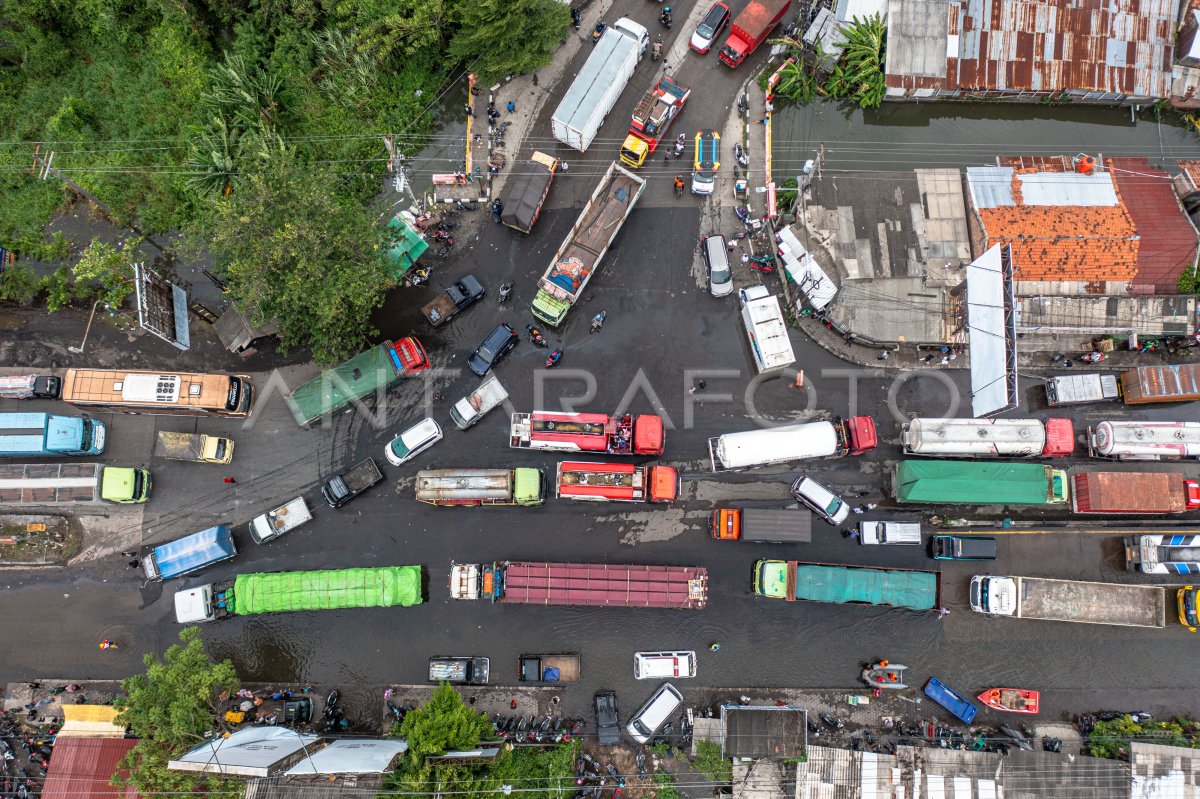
[0,711,48,799]
[491,714,586,744]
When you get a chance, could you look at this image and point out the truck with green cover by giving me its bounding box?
[893,460,1068,506]
[287,338,429,428]
[753,560,941,612]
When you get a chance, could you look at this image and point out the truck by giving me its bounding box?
[143,525,236,582]
[556,461,678,503]
[450,375,509,430]
[429,656,490,684]
[901,417,1074,458]
[0,462,150,505]
[753,560,942,612]
[321,457,383,508]
[287,337,429,428]
[415,468,546,507]
[619,76,691,168]
[499,152,559,233]
[1045,373,1119,406]
[551,18,650,151]
[1070,471,1200,515]
[739,286,795,373]
[153,431,233,464]
[0,412,105,457]
[893,460,1069,506]
[510,411,665,456]
[518,653,581,683]
[711,509,812,544]
[1119,364,1200,405]
[449,561,709,609]
[531,161,646,326]
[1125,534,1200,575]
[172,565,424,623]
[421,275,485,327]
[1088,421,1200,460]
[969,574,1168,628]
[708,417,876,472]
[249,497,313,545]
[718,0,791,67]
[0,375,60,400]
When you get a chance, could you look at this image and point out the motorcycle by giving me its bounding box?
[498,281,513,304]
[590,311,606,334]
[659,7,672,28]
[545,349,563,368]
[735,205,753,224]
[491,198,503,223]
[672,133,685,158]
[635,750,647,780]
[651,38,663,61]
[571,7,581,30]
[591,21,606,44]
[406,266,431,286]
[734,143,749,168]
[526,324,547,347]
[819,713,843,730]
[749,256,776,273]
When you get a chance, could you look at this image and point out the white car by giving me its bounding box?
[701,235,734,297]
[790,476,849,525]
[385,418,443,466]
[634,651,697,679]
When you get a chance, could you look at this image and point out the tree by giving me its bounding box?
[692,741,732,784]
[386,683,496,794]
[112,627,241,797]
[449,0,569,82]
[824,15,886,109]
[71,238,140,310]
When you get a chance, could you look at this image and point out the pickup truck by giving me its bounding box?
[321,457,383,508]
[450,375,509,430]
[249,496,313,544]
[421,275,485,327]
[518,653,581,683]
[428,656,490,684]
[154,431,235,464]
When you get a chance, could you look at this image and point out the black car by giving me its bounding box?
[594,690,620,746]
[468,322,519,376]
[931,534,997,561]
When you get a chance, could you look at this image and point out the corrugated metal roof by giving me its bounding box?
[1110,157,1200,291]
[965,167,1015,208]
[43,738,138,799]
[1017,171,1118,206]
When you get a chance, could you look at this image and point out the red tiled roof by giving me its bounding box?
[43,738,139,799]
[1180,160,1200,189]
[1110,157,1200,291]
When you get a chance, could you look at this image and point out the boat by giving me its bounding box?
[860,661,908,690]
[977,687,1040,714]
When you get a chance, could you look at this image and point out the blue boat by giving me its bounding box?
[924,677,978,724]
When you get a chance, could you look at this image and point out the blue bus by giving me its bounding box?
[923,677,978,724]
[0,412,106,457]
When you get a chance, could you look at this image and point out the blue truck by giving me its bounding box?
[923,677,978,723]
[142,525,237,581]
[0,413,105,457]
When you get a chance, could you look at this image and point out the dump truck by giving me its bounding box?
[754,560,941,612]
[1070,471,1200,515]
[0,375,61,400]
[970,575,1168,628]
[0,462,150,505]
[421,275,485,327]
[709,416,876,471]
[619,75,691,168]
[415,468,546,507]
[718,0,791,67]
[0,412,105,457]
[1045,373,1119,406]
[143,525,237,581]
[173,565,424,623]
[287,338,429,428]
[556,461,678,503]
[739,285,795,373]
[893,460,1069,506]
[518,653,581,683]
[1088,421,1200,460]
[499,152,558,233]
[510,411,664,455]
[531,161,646,326]
[901,417,1074,458]
[449,375,509,430]
[249,497,313,544]
[321,457,383,508]
[1119,364,1200,405]
[154,431,233,464]
[1125,534,1200,575]
[711,509,812,544]
[449,561,708,609]
[551,18,649,151]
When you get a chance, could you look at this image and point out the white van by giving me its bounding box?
[701,236,734,297]
[634,651,697,680]
[790,477,849,525]
[627,682,683,743]
[385,418,443,466]
[859,521,921,546]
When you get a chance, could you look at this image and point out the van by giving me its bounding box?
[385,418,443,466]
[701,236,734,297]
[634,651,697,680]
[790,477,849,525]
[859,521,921,546]
[626,682,683,743]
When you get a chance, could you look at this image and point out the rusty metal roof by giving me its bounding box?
[43,738,138,799]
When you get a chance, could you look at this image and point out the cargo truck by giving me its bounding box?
[1119,364,1200,404]
[551,18,649,151]
[249,497,312,544]
[1088,421,1200,460]
[421,275,485,327]
[499,152,558,233]
[0,462,150,505]
[415,468,546,507]
[1070,471,1200,515]
[287,337,429,428]
[718,0,791,67]
[154,431,233,464]
[449,561,708,609]
[429,656,490,684]
[172,565,424,623]
[711,509,812,543]
[753,560,942,612]
[143,525,236,581]
[0,412,105,457]
[901,417,1074,458]
[708,416,876,471]
[519,653,581,683]
[556,461,678,503]
[532,162,646,326]
[969,574,1168,628]
[1125,534,1200,575]
[321,457,383,508]
[739,285,795,373]
[511,412,664,455]
[619,76,691,168]
[0,375,61,400]
[1045,373,1119,406]
[450,375,509,430]
[893,461,1068,506]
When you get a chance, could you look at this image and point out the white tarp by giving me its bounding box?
[966,245,1017,417]
[169,727,320,776]
[285,739,408,775]
[777,227,837,311]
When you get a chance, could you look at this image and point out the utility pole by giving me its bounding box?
[32,144,116,218]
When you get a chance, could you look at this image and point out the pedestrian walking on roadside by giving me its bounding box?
[939,356,949,366]
[865,502,877,511]
[506,100,515,113]
[741,252,750,264]
[464,103,473,117]
[937,607,951,618]
[697,379,707,390]
[727,239,738,251]
[923,354,934,363]
[756,117,768,125]
[223,477,236,485]
[560,161,568,172]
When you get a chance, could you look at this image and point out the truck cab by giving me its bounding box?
[174,583,234,623]
[969,575,1015,616]
[101,466,152,503]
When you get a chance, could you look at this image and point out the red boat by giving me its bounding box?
[977,688,1040,714]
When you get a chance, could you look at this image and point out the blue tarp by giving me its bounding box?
[149,525,236,580]
[542,667,560,682]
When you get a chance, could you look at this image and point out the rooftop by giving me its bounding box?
[43,738,138,799]
[1130,741,1200,797]
[722,705,808,760]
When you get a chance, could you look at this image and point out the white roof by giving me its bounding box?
[778,228,837,310]
[966,245,1015,417]
[169,727,320,776]
[285,739,408,775]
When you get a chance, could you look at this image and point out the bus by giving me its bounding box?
[61,370,253,417]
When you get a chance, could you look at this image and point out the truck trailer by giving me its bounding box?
[143,525,236,581]
[1070,471,1200,515]
[287,338,429,428]
[900,417,1074,458]
[556,461,678,503]
[1119,364,1200,404]
[551,18,649,151]
[1045,373,1119,406]
[0,462,150,505]
[893,460,1068,506]
[154,431,233,464]
[970,574,1168,628]
[753,560,941,612]
[718,0,791,67]
[711,509,812,543]
[739,286,795,373]
[499,152,559,233]
[511,412,664,455]
[708,416,876,471]
[0,375,61,400]
[415,468,546,507]
[449,561,708,609]
[1087,421,1200,460]
[0,412,105,457]
[619,75,691,168]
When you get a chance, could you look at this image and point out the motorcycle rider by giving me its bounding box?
[660,5,671,25]
[673,174,685,194]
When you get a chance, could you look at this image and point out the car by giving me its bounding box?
[626,682,683,744]
[691,130,720,196]
[790,476,849,525]
[701,235,734,297]
[385,417,443,466]
[468,322,519,376]
[594,690,620,746]
[689,1,730,53]
[931,534,998,561]
[634,651,697,679]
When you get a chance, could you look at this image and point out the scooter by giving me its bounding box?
[571,7,581,30]
[590,310,606,333]
[734,143,749,168]
[407,267,431,287]
[545,349,563,368]
[651,36,663,61]
[591,21,606,44]
[735,205,753,224]
[659,8,672,28]
[526,324,547,347]
[498,281,513,304]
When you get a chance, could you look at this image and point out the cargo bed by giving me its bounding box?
[518,653,581,682]
[1018,578,1166,628]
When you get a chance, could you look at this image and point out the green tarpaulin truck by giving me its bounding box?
[753,560,941,612]
[893,460,1068,506]
[287,338,429,428]
[172,565,424,623]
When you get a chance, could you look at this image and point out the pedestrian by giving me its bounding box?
[937,607,951,618]
[878,350,889,361]
[664,154,670,165]
[506,100,515,113]
[223,476,236,484]
[923,354,934,363]
[727,239,738,251]
[464,103,473,117]
[841,527,853,539]
[756,117,768,125]
[121,550,136,557]
[948,349,958,361]
[697,379,707,390]
[741,252,750,264]
[511,700,518,709]
[1064,359,1074,367]
[128,558,139,569]
[939,356,949,366]
[689,386,697,395]
[560,162,569,172]
[865,502,877,511]
[851,505,865,514]
[764,101,774,113]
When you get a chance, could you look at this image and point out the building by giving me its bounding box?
[168,726,321,777]
[1130,740,1200,796]
[42,738,139,799]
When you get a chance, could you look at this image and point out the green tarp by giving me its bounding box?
[894,460,1050,505]
[287,344,401,427]
[385,216,428,280]
[793,564,938,610]
[231,566,423,615]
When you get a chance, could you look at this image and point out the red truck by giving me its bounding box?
[556,461,678,503]
[510,412,664,455]
[450,561,708,609]
[1071,471,1200,515]
[719,0,791,68]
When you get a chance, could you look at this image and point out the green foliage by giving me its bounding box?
[449,0,569,82]
[0,263,41,305]
[1179,262,1200,294]
[72,238,139,309]
[41,266,78,312]
[772,58,820,106]
[650,741,673,758]
[824,15,886,109]
[691,741,732,784]
[652,771,680,799]
[776,176,799,214]
[388,683,496,794]
[1087,716,1200,759]
[491,740,578,799]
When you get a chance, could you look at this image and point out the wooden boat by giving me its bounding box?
[978,687,1040,714]
[860,661,907,690]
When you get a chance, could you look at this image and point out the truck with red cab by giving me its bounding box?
[510,412,664,455]
[1070,471,1200,515]
[556,461,678,503]
[718,0,791,68]
[619,76,691,169]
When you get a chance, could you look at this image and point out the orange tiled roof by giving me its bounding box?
[1179,160,1200,190]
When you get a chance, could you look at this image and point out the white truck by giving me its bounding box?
[450,375,509,430]
[969,575,1168,629]
[1045,373,1119,406]
[1087,420,1200,460]
[739,286,795,373]
[551,17,649,151]
[900,418,1074,458]
[154,431,235,464]
[248,496,313,544]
